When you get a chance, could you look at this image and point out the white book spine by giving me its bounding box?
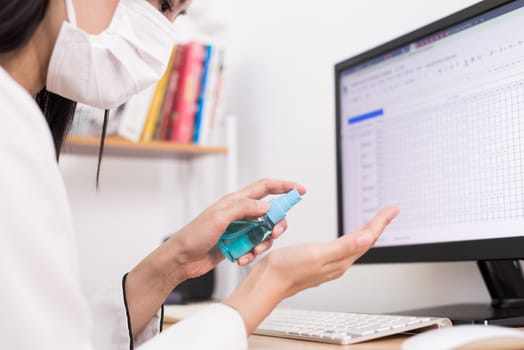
[198,48,222,145]
[116,85,156,142]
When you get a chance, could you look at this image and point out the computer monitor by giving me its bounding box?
[335,0,524,325]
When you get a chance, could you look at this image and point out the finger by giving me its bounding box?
[324,206,400,263]
[214,197,270,228]
[356,206,400,243]
[237,178,307,199]
[237,252,256,266]
[271,219,288,239]
[208,245,226,266]
[319,235,371,269]
[322,256,357,282]
[253,238,273,255]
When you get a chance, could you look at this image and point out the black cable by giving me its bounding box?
[96,110,109,190]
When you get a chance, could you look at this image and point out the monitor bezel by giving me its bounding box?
[335,0,524,263]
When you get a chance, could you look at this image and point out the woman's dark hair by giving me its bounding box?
[1,0,77,159]
[1,0,106,186]
[0,0,49,52]
[35,90,77,158]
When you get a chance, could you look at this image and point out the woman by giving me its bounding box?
[0,0,399,349]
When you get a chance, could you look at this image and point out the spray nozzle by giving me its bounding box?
[265,189,302,224]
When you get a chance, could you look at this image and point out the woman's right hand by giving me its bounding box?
[125,178,305,336]
[224,206,400,334]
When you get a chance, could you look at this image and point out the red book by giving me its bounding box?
[156,45,186,141]
[169,42,206,143]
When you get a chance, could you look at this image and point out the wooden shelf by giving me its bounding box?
[63,135,228,160]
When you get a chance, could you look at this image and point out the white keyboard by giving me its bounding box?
[255,308,452,345]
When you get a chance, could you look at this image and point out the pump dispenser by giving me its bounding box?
[217,189,302,262]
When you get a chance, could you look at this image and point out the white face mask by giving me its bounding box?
[47,0,177,109]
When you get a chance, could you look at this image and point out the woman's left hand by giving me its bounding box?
[157,178,306,286]
[224,206,400,334]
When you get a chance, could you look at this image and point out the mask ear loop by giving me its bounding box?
[64,0,78,26]
[96,110,109,191]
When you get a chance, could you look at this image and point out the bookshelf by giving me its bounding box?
[63,135,228,160]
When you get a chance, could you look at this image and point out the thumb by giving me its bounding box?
[218,197,270,226]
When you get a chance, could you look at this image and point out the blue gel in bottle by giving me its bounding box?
[218,189,302,262]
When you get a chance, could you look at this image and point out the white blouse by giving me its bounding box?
[0,67,247,350]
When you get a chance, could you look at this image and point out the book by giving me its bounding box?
[141,47,177,142]
[116,84,156,142]
[169,41,206,143]
[196,48,224,145]
[192,45,214,143]
[155,45,187,141]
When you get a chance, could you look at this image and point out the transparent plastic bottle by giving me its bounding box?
[217,189,302,262]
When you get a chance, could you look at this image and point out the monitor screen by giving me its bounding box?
[336,0,524,263]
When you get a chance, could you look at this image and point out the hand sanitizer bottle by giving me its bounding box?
[217,189,302,262]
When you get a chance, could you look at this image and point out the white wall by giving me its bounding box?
[62,0,493,313]
[222,0,489,313]
[60,155,226,296]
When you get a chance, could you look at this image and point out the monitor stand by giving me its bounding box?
[398,259,524,326]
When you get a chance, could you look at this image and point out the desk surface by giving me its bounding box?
[246,333,406,350]
[164,304,407,349]
[163,303,524,349]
